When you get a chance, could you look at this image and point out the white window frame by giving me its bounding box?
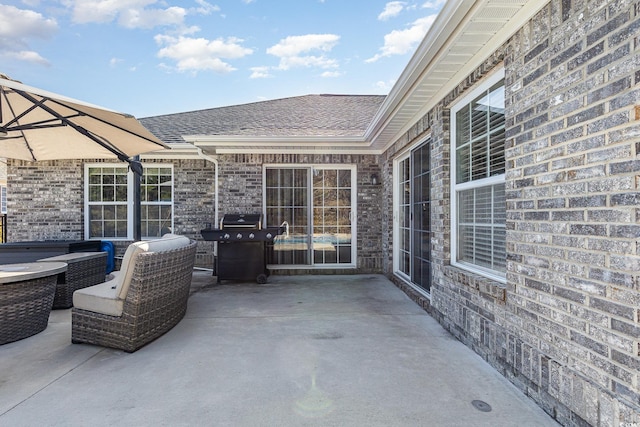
[0,186,6,214]
[450,68,506,283]
[392,150,410,279]
[84,163,174,241]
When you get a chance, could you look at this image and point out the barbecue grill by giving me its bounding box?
[201,214,284,284]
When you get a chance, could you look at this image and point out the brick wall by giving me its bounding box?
[7,159,85,241]
[7,154,382,272]
[505,0,640,423]
[383,0,640,425]
[7,158,216,268]
[218,153,383,273]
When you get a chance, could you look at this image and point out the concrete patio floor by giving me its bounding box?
[0,271,558,426]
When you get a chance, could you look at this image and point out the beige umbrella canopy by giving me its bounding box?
[0,73,168,172]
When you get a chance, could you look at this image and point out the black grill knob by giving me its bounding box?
[249,233,255,239]
[223,233,230,239]
[266,233,273,239]
[236,233,243,239]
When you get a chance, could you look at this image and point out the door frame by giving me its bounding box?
[263,164,357,269]
[392,136,432,295]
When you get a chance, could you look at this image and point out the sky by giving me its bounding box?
[1,0,446,118]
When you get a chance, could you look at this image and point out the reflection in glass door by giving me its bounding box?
[395,140,432,292]
[411,144,431,292]
[313,169,352,264]
[265,166,355,266]
[265,168,309,264]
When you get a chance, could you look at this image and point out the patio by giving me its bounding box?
[0,271,557,426]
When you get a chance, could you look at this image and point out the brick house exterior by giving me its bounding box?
[3,0,639,424]
[378,0,640,425]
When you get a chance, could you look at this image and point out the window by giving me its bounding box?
[451,70,506,281]
[85,164,173,240]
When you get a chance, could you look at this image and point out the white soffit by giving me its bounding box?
[367,0,546,152]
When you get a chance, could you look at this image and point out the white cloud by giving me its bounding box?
[65,0,216,30]
[278,55,338,70]
[118,6,186,29]
[267,34,340,71]
[249,66,273,79]
[375,79,396,92]
[422,0,446,9]
[321,71,341,78]
[0,4,57,65]
[109,57,124,68]
[4,50,51,66]
[155,35,253,73]
[0,5,57,39]
[65,0,153,24]
[366,14,436,62]
[378,1,406,21]
[267,34,339,57]
[193,0,220,15]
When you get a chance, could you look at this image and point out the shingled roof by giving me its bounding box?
[139,94,386,144]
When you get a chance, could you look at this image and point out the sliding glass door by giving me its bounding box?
[394,140,432,292]
[265,166,355,267]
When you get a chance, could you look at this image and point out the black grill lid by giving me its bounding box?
[220,213,262,229]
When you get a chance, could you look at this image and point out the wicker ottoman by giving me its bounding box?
[38,252,107,309]
[0,262,67,345]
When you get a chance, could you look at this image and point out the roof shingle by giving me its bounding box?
[140,94,386,144]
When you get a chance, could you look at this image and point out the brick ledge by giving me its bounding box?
[442,265,507,303]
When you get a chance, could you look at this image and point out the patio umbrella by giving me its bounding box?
[0,73,170,240]
[0,74,168,172]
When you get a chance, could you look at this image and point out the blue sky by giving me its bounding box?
[1,0,445,118]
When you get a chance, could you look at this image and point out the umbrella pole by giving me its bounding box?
[133,155,142,242]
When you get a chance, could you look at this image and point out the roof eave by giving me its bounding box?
[364,0,476,142]
[184,134,381,155]
[365,0,547,152]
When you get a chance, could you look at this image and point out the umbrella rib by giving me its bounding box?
[1,96,46,129]
[13,89,132,162]
[1,89,81,137]
[0,87,37,161]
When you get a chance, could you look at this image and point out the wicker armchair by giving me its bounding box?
[38,252,108,309]
[71,234,197,352]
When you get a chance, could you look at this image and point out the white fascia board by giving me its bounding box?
[367,0,547,151]
[212,147,381,155]
[186,135,366,146]
[184,135,381,155]
[365,0,476,142]
[141,143,202,160]
[388,2,546,145]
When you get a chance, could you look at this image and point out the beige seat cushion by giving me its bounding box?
[72,234,191,317]
[73,278,123,316]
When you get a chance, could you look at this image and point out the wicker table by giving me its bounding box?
[38,252,107,309]
[0,262,67,345]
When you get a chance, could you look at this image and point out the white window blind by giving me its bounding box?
[452,73,506,279]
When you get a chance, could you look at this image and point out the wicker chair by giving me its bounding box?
[71,234,197,352]
[38,252,108,309]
